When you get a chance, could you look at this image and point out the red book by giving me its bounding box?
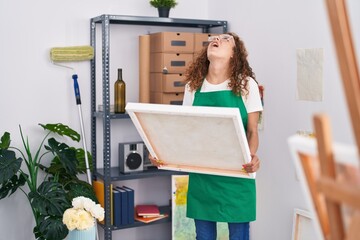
[135,204,160,217]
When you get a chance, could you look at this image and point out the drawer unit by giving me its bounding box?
[150,32,194,53]
[150,53,193,74]
[150,73,185,93]
[150,92,184,105]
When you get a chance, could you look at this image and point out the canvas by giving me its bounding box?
[126,102,254,178]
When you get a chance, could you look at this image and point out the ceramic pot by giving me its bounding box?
[66,225,95,240]
[157,7,170,18]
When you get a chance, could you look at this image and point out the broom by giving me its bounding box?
[50,46,100,240]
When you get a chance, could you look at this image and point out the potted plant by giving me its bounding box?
[63,196,104,240]
[0,123,97,240]
[149,0,178,18]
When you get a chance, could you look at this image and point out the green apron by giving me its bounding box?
[186,89,256,223]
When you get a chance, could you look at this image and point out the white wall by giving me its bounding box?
[208,0,360,240]
[0,1,209,240]
[1,0,359,240]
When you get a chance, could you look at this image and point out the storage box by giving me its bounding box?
[194,33,217,53]
[150,73,186,93]
[150,32,194,53]
[150,92,184,105]
[150,53,193,73]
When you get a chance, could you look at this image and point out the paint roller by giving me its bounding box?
[50,45,94,185]
[50,45,100,240]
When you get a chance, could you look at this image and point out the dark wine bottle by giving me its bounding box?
[114,68,126,113]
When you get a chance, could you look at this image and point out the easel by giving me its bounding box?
[301,0,360,239]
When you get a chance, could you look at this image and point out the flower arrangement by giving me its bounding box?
[63,196,104,231]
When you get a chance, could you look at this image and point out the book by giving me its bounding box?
[135,204,160,217]
[121,186,135,224]
[115,186,128,225]
[93,180,113,225]
[134,213,169,224]
[112,188,122,227]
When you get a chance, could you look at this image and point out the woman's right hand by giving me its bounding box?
[148,153,164,167]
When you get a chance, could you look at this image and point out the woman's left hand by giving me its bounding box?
[242,154,260,173]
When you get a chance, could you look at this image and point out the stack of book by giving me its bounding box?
[135,204,168,223]
[92,180,135,228]
[113,185,135,228]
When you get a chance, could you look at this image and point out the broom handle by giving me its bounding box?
[72,75,92,184]
[77,105,92,184]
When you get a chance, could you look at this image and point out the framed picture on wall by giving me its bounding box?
[126,102,254,179]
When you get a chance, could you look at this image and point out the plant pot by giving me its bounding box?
[66,225,96,240]
[157,7,171,18]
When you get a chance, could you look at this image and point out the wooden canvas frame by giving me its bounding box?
[291,208,316,240]
[126,102,254,178]
[288,134,359,240]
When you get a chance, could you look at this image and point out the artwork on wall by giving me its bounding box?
[296,48,324,101]
[126,102,254,178]
[171,175,228,240]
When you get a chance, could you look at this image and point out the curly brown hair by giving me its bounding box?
[184,32,256,96]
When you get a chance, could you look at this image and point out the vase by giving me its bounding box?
[157,7,170,18]
[66,225,96,240]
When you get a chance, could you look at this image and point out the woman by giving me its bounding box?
[153,32,262,240]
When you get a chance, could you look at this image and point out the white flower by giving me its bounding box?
[63,196,104,231]
[90,204,105,221]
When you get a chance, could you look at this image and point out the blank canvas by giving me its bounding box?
[126,102,254,178]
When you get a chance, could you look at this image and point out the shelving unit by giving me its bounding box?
[90,14,227,240]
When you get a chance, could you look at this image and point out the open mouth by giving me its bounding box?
[210,42,219,47]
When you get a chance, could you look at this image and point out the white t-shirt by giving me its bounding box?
[182,77,263,113]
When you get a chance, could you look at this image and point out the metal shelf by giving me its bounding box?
[97,206,171,231]
[91,14,227,32]
[90,14,227,240]
[95,167,187,181]
[93,111,130,119]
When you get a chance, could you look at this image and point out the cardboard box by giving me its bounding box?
[150,32,194,53]
[150,53,193,73]
[150,73,186,93]
[150,92,184,105]
[194,33,217,53]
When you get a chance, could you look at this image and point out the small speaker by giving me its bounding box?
[119,142,144,173]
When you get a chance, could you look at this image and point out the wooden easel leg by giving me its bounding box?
[314,114,345,240]
[324,0,360,154]
[346,211,360,240]
[299,153,330,238]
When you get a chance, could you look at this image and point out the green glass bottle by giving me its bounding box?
[114,68,126,113]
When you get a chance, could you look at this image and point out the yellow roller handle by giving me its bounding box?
[50,46,94,62]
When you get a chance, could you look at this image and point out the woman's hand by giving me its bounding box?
[148,153,164,167]
[242,154,260,173]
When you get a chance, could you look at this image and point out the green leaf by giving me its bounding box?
[29,181,71,216]
[65,181,98,203]
[0,132,11,150]
[0,149,22,184]
[0,174,27,199]
[39,123,80,142]
[45,138,78,175]
[149,0,178,8]
[75,148,92,174]
[37,216,68,240]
